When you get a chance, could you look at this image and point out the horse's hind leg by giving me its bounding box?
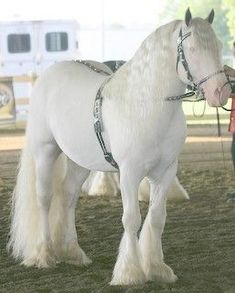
[24,143,60,267]
[60,158,91,266]
[139,161,178,283]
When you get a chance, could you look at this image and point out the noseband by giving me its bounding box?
[166,28,232,106]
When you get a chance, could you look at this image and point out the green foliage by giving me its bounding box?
[160,0,232,54]
[224,0,235,40]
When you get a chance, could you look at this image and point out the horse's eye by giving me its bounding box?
[189,46,195,53]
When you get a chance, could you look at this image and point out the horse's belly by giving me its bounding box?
[56,128,114,171]
[53,118,114,171]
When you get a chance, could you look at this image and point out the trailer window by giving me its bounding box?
[46,32,68,52]
[7,34,31,53]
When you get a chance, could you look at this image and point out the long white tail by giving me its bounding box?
[8,145,67,264]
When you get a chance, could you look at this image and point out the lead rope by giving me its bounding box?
[220,136,227,169]
[215,107,226,168]
[220,82,235,170]
[217,119,228,170]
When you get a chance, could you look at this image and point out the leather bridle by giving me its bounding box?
[166,27,234,109]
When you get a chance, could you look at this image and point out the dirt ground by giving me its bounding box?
[0,149,235,293]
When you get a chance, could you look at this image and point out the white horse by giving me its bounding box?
[8,9,231,285]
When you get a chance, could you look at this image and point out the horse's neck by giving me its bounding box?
[104,21,186,108]
[129,22,186,101]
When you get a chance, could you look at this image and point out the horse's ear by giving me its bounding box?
[205,9,215,24]
[185,8,192,27]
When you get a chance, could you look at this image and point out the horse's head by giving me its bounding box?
[175,8,231,107]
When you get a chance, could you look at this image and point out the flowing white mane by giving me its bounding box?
[102,20,184,128]
[103,20,182,104]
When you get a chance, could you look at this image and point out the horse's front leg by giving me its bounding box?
[139,161,178,283]
[110,166,145,285]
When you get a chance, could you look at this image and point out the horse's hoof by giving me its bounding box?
[63,242,92,266]
[22,244,56,268]
[110,264,146,286]
[22,257,37,267]
[65,253,92,266]
[145,262,178,283]
[22,253,56,268]
[36,255,56,268]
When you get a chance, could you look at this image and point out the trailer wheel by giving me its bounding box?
[0,82,15,120]
[0,83,13,107]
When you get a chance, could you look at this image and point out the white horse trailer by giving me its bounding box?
[0,19,78,125]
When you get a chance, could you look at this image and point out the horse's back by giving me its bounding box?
[30,61,109,107]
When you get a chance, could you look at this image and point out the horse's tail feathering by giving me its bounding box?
[8,142,67,264]
[167,177,190,201]
[138,177,189,202]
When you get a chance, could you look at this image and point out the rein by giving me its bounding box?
[166,27,234,110]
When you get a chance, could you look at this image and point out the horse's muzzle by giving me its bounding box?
[207,84,231,107]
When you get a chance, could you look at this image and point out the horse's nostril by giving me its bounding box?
[215,84,231,106]
[215,88,221,97]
